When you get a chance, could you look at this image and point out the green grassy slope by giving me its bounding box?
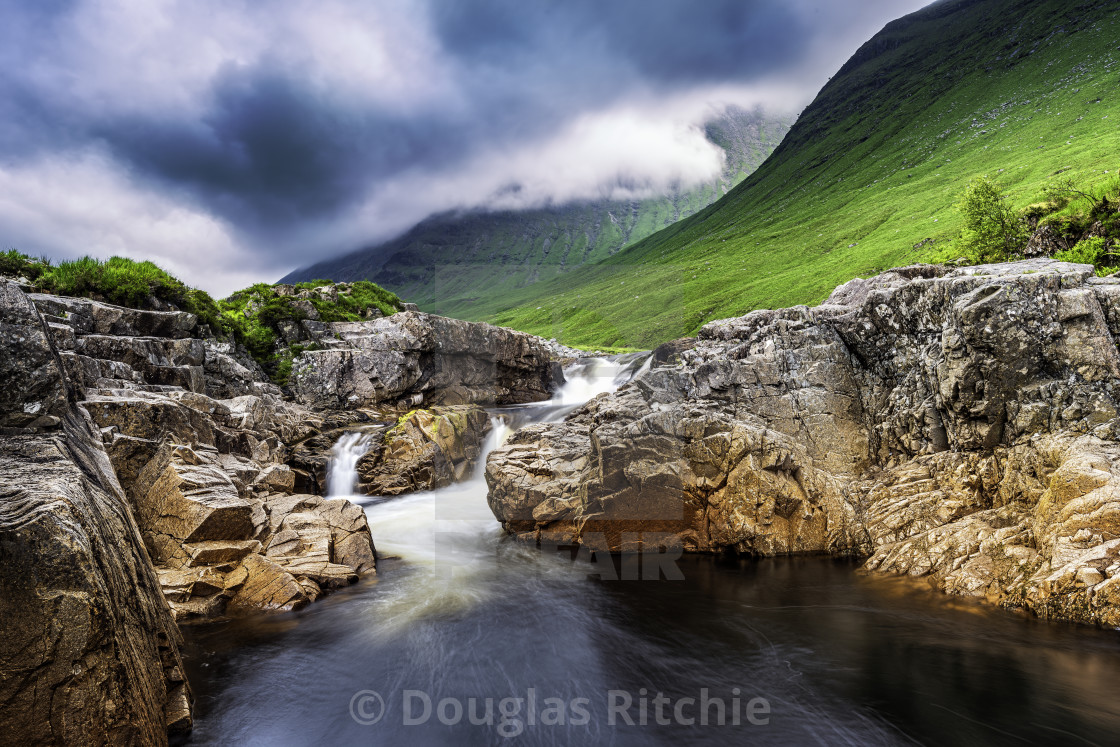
[281,107,794,319]
[486,0,1120,349]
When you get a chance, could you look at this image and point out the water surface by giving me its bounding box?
[181,360,1120,746]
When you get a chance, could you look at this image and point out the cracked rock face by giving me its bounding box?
[357,405,491,495]
[290,311,562,409]
[486,260,1120,626]
[1,280,191,743]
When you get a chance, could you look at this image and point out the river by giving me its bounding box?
[180,359,1120,746]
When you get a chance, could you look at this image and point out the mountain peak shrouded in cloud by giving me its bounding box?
[0,0,930,295]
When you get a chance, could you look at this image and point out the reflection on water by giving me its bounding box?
[180,358,1120,745]
[182,553,1120,746]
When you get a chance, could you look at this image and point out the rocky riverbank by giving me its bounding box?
[486,259,1120,628]
[0,279,561,743]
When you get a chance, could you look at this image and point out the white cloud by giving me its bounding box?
[0,149,261,296]
[2,0,936,288]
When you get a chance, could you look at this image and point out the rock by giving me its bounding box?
[486,259,1120,627]
[228,554,310,613]
[0,281,72,428]
[650,337,697,368]
[203,341,278,399]
[29,293,198,339]
[254,463,296,493]
[290,311,560,408]
[1,276,394,740]
[358,406,490,495]
[132,445,253,562]
[265,512,358,588]
[1023,223,1070,257]
[0,377,190,741]
[185,540,262,566]
[317,497,378,574]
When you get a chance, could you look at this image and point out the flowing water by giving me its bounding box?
[181,359,1120,746]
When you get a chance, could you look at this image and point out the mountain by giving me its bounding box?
[280,106,794,320]
[483,0,1120,349]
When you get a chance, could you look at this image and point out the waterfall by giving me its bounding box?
[476,416,512,475]
[326,431,375,497]
[330,354,650,628]
[549,357,626,406]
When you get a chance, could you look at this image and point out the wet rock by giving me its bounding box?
[358,406,490,495]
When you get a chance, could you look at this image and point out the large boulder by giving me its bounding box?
[29,293,198,338]
[291,311,561,409]
[486,260,1120,626]
[358,406,491,495]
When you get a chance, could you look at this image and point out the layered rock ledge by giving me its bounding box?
[291,311,562,409]
[1,279,562,743]
[486,260,1120,627]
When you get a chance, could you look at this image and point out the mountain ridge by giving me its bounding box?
[280,106,794,319]
[483,0,1120,348]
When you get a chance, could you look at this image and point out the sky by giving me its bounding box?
[0,0,930,296]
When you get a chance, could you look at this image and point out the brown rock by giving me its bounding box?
[358,406,489,495]
[0,413,190,742]
[228,554,310,613]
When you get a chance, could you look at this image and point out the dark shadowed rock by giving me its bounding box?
[0,281,72,428]
[1023,223,1070,257]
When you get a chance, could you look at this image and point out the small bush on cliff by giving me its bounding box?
[956,176,1030,262]
[1038,175,1120,240]
[1054,237,1118,276]
[0,249,48,281]
[36,256,186,308]
[5,249,408,386]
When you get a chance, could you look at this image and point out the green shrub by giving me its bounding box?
[956,176,1030,262]
[256,297,307,328]
[0,248,48,280]
[1054,236,1118,276]
[1054,236,1106,265]
[34,255,194,310]
[183,289,226,333]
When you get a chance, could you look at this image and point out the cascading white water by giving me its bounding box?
[347,355,647,630]
[326,430,376,497]
[549,357,624,406]
[478,416,512,464]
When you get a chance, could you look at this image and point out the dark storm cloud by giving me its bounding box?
[0,0,930,291]
[93,67,473,225]
[432,0,807,85]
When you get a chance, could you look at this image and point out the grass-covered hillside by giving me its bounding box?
[281,106,793,320]
[0,252,403,384]
[485,0,1120,349]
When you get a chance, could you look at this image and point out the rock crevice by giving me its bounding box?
[486,260,1120,626]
